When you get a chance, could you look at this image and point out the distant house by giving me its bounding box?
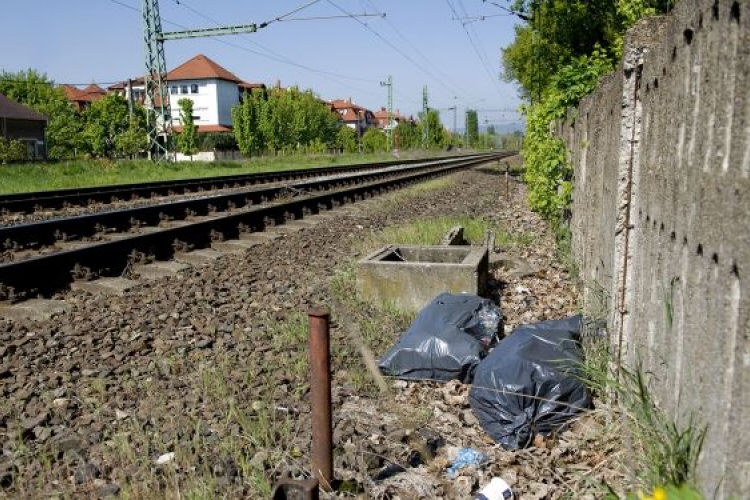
[108,54,266,133]
[373,107,410,130]
[0,92,47,159]
[61,84,107,111]
[330,99,376,136]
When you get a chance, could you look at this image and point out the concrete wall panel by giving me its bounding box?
[556,0,750,496]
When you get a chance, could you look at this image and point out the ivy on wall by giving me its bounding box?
[522,49,614,220]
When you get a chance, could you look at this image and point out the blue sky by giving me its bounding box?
[1,0,524,129]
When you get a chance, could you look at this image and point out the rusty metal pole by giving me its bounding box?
[308,308,333,490]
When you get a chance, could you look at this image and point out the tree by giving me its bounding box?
[500,0,673,222]
[423,110,445,149]
[201,132,237,151]
[115,116,148,158]
[361,128,387,153]
[502,0,673,100]
[466,110,479,147]
[177,98,199,157]
[82,93,132,158]
[238,86,339,155]
[289,87,338,150]
[0,69,83,158]
[395,121,420,150]
[260,88,294,154]
[336,126,358,153]
[232,88,265,157]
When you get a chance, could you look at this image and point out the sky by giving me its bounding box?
[0,0,524,130]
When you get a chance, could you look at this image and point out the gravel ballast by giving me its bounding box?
[0,165,626,499]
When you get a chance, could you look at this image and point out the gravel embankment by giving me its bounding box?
[0,165,625,499]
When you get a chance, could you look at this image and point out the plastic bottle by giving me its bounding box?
[474,477,513,500]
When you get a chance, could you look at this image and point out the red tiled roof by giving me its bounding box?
[167,54,241,83]
[173,124,232,133]
[0,92,47,121]
[330,99,375,123]
[61,84,106,103]
[83,84,106,95]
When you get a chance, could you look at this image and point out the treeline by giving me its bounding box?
[0,70,147,160]
[0,70,460,162]
[232,87,453,156]
[502,0,674,221]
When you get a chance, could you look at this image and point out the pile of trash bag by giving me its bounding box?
[379,293,503,383]
[469,315,592,449]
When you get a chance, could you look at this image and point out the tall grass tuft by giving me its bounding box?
[582,349,706,492]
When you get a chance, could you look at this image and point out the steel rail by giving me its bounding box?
[0,153,509,300]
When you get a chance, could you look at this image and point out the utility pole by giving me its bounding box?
[358,110,364,154]
[380,75,393,152]
[452,106,457,141]
[422,86,429,149]
[126,79,135,120]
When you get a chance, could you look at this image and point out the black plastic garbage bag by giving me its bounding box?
[469,315,591,449]
[379,293,503,383]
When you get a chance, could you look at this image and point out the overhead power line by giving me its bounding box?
[360,0,483,104]
[0,78,125,87]
[107,0,386,106]
[445,0,509,101]
[325,0,470,103]
[167,0,382,86]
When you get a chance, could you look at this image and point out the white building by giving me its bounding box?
[109,54,265,133]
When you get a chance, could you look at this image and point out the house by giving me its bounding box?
[0,92,47,159]
[373,107,411,130]
[108,54,266,133]
[330,99,376,136]
[60,84,107,111]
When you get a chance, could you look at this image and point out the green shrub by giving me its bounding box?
[201,132,237,151]
[0,139,27,163]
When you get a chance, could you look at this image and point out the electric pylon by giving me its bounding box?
[141,0,259,162]
[380,75,393,151]
[422,86,429,149]
[142,0,170,160]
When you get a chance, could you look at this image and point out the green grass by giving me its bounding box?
[356,214,535,255]
[582,343,707,494]
[0,151,431,195]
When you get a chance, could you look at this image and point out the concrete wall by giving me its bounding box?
[557,1,750,496]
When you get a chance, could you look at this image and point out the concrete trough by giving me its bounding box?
[357,244,489,312]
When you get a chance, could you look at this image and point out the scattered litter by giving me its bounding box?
[469,315,592,449]
[372,450,424,482]
[155,452,175,465]
[475,477,514,500]
[379,293,503,382]
[372,462,407,482]
[446,447,488,478]
[513,285,530,295]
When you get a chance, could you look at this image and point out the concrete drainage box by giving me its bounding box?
[357,245,489,312]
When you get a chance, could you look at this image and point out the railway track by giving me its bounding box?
[0,153,512,302]
[0,155,471,215]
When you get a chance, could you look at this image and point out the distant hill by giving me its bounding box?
[457,121,526,135]
[484,121,525,134]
